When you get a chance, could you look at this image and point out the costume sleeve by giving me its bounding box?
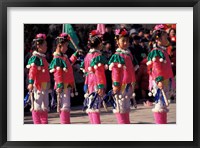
[111,64,122,86]
[49,57,67,89]
[69,52,78,65]
[147,49,165,82]
[90,55,108,89]
[27,56,43,84]
[152,57,164,82]
[94,65,106,89]
[28,65,38,84]
[108,54,125,86]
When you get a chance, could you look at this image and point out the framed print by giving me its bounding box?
[0,0,200,148]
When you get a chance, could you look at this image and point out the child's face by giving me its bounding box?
[97,43,103,50]
[139,42,144,47]
[138,31,143,37]
[38,41,47,54]
[169,29,175,37]
[158,33,169,46]
[117,37,129,49]
[144,33,149,38]
[60,42,69,53]
[105,27,111,33]
[105,43,111,49]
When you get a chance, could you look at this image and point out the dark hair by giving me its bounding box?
[115,28,129,40]
[56,33,70,46]
[133,35,141,41]
[31,33,46,51]
[88,36,102,48]
[105,24,112,28]
[144,29,150,34]
[168,28,176,35]
[151,29,167,41]
[138,28,144,33]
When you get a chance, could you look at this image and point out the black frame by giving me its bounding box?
[0,0,199,148]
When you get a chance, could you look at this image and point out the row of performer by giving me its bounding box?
[26,24,176,124]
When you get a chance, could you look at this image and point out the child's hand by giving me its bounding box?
[27,84,33,92]
[113,86,120,94]
[98,89,104,96]
[157,81,163,89]
[77,49,84,56]
[56,88,62,93]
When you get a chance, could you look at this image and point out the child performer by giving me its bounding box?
[108,28,136,124]
[81,30,108,124]
[147,24,175,124]
[49,33,80,124]
[26,33,50,124]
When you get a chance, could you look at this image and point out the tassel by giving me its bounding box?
[26,65,30,68]
[50,68,55,73]
[146,61,152,65]
[71,93,74,97]
[152,57,156,62]
[88,67,92,71]
[104,64,108,70]
[63,67,68,72]
[148,92,152,97]
[56,67,61,70]
[94,65,98,69]
[118,64,122,68]
[37,66,41,70]
[98,63,101,67]
[159,58,164,62]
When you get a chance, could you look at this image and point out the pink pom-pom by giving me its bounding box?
[94,65,98,69]
[148,92,152,97]
[159,58,164,62]
[146,61,152,65]
[26,65,30,69]
[88,67,92,71]
[37,66,41,70]
[63,67,68,72]
[50,68,55,73]
[118,64,122,68]
[104,64,108,70]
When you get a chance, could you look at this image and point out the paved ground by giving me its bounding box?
[24,102,176,124]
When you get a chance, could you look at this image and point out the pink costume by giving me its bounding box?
[108,48,136,124]
[81,48,107,124]
[26,51,50,124]
[147,45,176,124]
[49,52,78,124]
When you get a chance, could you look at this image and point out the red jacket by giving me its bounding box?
[49,52,77,89]
[27,51,50,90]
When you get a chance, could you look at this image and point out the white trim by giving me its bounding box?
[32,51,46,58]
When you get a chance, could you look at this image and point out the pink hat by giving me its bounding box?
[154,24,166,31]
[35,33,46,40]
[89,30,100,37]
[56,33,71,43]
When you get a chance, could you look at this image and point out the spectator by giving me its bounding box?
[129,35,146,65]
[138,28,144,38]
[102,24,115,53]
[129,28,138,44]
